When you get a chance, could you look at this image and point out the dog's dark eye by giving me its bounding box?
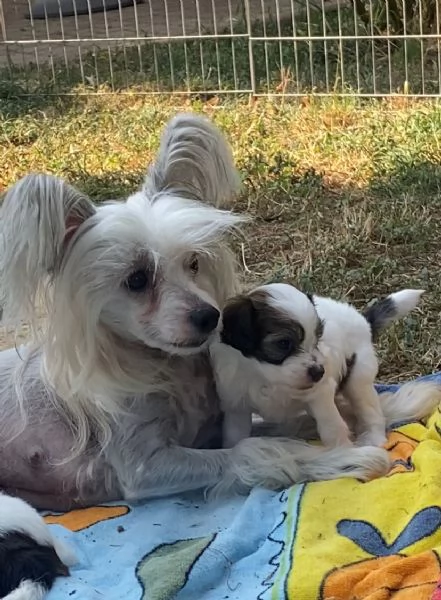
[189,254,199,274]
[125,270,149,292]
[263,329,302,365]
[276,338,293,353]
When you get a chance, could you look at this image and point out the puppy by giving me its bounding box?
[0,113,396,508]
[0,493,75,599]
[210,283,424,449]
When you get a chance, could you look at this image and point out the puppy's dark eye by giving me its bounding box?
[276,338,293,353]
[125,270,149,292]
[189,254,199,274]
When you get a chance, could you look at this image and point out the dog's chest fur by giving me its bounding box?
[0,348,222,506]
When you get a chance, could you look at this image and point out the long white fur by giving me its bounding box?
[380,381,441,427]
[145,112,241,207]
[0,115,243,458]
[0,113,419,507]
[212,283,426,450]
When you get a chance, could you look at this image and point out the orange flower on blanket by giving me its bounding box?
[285,416,441,600]
[384,430,419,476]
[321,550,441,600]
[319,427,441,600]
[44,505,129,532]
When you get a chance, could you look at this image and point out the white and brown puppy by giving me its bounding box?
[210,283,424,449]
[0,493,75,599]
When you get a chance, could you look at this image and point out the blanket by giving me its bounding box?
[45,374,441,600]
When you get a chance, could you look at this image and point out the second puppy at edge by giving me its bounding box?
[210,283,424,449]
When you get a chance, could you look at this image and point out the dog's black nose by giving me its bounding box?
[307,364,325,382]
[190,305,220,334]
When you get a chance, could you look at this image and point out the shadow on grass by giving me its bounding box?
[65,157,441,284]
[370,159,441,199]
[1,154,439,379]
[66,170,144,201]
[62,157,441,379]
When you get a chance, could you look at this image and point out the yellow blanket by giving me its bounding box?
[42,389,441,600]
[276,407,441,600]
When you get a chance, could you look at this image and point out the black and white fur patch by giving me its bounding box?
[363,290,425,341]
[221,290,309,366]
[0,493,74,599]
[0,531,69,598]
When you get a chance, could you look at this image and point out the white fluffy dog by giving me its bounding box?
[210,283,424,449]
[0,113,432,509]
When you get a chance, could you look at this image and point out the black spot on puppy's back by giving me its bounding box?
[221,290,305,365]
[0,531,69,597]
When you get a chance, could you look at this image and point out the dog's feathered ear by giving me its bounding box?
[0,173,95,324]
[145,113,241,208]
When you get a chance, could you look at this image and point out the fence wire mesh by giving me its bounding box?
[1,0,440,97]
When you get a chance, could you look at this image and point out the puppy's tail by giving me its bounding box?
[380,381,441,428]
[363,289,424,340]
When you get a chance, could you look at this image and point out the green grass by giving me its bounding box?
[1,93,441,381]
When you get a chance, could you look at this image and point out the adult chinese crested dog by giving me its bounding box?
[0,113,429,511]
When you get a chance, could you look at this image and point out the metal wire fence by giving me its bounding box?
[1,0,440,97]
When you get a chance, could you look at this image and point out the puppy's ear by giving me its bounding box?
[221,296,257,355]
[145,113,240,208]
[0,173,95,324]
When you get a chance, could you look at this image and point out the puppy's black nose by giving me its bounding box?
[189,305,220,334]
[307,364,325,382]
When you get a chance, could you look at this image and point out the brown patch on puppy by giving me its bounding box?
[221,289,305,365]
